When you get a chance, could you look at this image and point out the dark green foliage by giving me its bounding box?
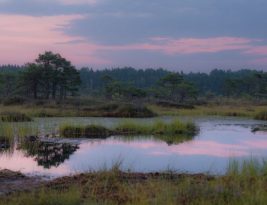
[20,140,79,168]
[18,51,81,100]
[0,112,32,122]
[1,61,267,102]
[0,137,11,151]
[60,125,110,138]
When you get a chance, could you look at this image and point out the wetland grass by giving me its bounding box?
[255,111,267,120]
[149,103,267,118]
[0,112,32,122]
[0,102,156,118]
[59,119,198,144]
[2,159,267,205]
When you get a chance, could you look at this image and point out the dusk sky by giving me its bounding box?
[1,0,267,72]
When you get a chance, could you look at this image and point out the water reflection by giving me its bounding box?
[0,136,14,155]
[0,116,267,177]
[18,140,79,169]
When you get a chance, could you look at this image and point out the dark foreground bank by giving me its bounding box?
[1,159,267,205]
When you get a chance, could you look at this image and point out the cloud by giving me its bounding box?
[56,0,98,5]
[245,46,267,56]
[0,14,109,66]
[111,37,256,55]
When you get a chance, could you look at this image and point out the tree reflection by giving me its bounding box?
[20,139,79,169]
[0,137,14,154]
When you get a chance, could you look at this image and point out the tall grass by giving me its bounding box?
[59,119,198,144]
[115,119,197,136]
[3,159,267,205]
[227,158,267,177]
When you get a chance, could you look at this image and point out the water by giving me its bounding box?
[0,116,267,177]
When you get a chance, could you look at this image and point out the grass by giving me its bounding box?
[59,119,198,143]
[0,122,39,139]
[149,104,267,118]
[0,102,156,118]
[0,112,32,122]
[60,124,110,138]
[2,159,267,204]
[254,111,267,120]
[1,97,267,120]
[115,119,197,136]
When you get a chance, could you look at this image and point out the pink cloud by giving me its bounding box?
[109,37,257,55]
[0,149,70,176]
[242,139,267,149]
[57,0,97,5]
[0,14,110,65]
[168,140,248,157]
[103,139,249,158]
[0,13,266,67]
[244,46,267,55]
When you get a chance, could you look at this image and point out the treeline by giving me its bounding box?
[79,68,267,99]
[0,51,267,103]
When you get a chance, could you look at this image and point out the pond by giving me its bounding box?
[0,116,267,178]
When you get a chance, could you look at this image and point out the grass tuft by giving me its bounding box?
[59,119,198,144]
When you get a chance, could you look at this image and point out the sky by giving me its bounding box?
[0,0,267,72]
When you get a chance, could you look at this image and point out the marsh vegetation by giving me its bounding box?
[60,119,197,139]
[2,159,267,205]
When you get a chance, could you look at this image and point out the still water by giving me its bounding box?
[0,116,267,177]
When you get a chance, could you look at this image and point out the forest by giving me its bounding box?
[0,51,266,104]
